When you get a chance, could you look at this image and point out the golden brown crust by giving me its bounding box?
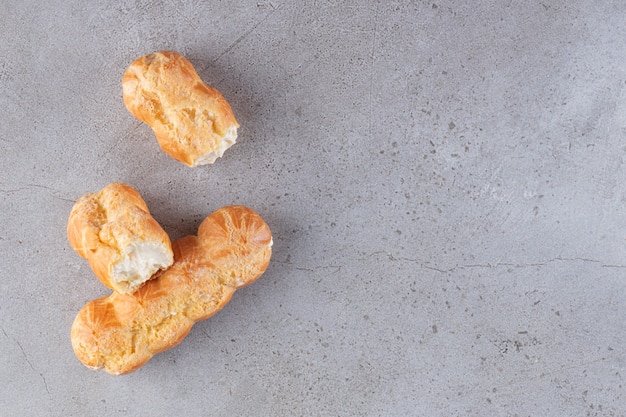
[122,51,239,167]
[70,206,272,375]
[67,183,174,293]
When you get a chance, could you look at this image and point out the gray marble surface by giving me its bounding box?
[1,1,625,415]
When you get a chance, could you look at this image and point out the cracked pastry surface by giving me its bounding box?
[122,51,239,167]
[67,183,174,294]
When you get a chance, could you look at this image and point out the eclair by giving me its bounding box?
[67,183,174,294]
[122,51,239,167]
[70,206,272,374]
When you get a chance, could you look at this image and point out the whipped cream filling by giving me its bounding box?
[112,242,173,292]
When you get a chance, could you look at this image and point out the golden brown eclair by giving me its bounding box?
[122,51,239,167]
[67,183,174,294]
[70,206,273,375]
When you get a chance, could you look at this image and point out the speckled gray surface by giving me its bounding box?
[1,1,625,415]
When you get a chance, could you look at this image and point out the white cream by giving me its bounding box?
[112,242,174,292]
[193,126,238,166]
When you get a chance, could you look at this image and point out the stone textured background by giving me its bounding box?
[1,1,625,415]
